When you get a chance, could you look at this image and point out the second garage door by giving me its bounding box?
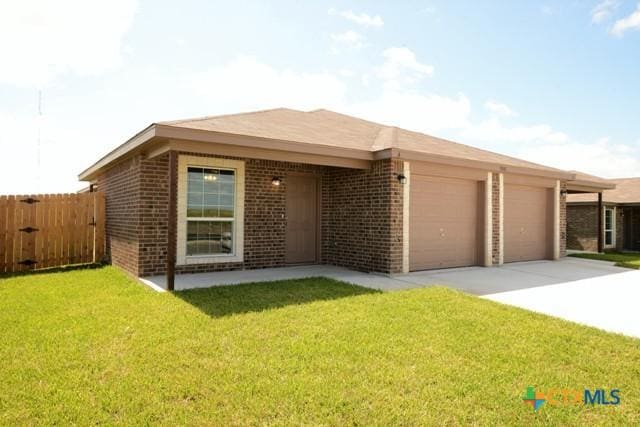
[410,175,479,271]
[504,184,549,263]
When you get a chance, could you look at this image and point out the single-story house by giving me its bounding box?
[79,108,612,289]
[567,175,640,252]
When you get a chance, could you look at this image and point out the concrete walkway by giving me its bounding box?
[141,257,626,295]
[140,264,408,292]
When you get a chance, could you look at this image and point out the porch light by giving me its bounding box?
[560,189,568,196]
[397,174,407,185]
[272,176,282,186]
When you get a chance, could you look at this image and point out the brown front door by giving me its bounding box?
[285,175,318,264]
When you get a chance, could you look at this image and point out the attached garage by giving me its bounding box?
[503,183,552,263]
[409,173,486,271]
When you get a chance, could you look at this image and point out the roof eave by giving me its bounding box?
[78,124,158,181]
[80,122,581,183]
[566,179,616,192]
[378,148,575,180]
[78,124,376,181]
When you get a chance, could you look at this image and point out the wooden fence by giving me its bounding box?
[0,192,105,274]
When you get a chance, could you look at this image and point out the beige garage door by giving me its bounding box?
[410,175,479,271]
[504,184,548,263]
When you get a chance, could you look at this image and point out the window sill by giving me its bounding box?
[179,254,243,265]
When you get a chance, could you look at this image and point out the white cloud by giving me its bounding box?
[3,49,635,194]
[484,99,516,117]
[461,118,569,145]
[420,6,437,15]
[592,0,619,23]
[376,47,434,89]
[611,3,640,36]
[186,55,464,134]
[330,30,366,49]
[519,137,640,178]
[0,0,137,87]
[541,5,554,16]
[187,56,347,112]
[328,8,383,28]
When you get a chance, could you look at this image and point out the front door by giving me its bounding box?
[285,175,318,264]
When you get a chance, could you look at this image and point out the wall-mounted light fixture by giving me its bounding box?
[560,189,568,196]
[397,174,407,185]
[272,176,282,186]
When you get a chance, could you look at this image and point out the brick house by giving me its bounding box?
[567,176,640,253]
[79,108,612,289]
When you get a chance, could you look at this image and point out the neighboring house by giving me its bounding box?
[79,108,612,289]
[567,176,640,252]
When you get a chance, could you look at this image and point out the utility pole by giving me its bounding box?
[36,89,43,193]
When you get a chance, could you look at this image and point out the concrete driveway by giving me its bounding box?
[392,257,628,295]
[390,257,640,339]
[479,260,640,339]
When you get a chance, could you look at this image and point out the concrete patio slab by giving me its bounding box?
[140,264,410,292]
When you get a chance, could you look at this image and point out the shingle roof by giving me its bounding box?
[159,108,568,174]
[568,177,640,204]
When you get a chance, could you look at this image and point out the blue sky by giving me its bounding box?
[1,0,639,193]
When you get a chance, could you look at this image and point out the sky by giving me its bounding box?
[1,0,639,194]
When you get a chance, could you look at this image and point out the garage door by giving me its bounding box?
[410,175,479,271]
[504,184,548,262]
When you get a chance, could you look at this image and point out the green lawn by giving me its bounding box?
[570,252,640,269]
[1,268,639,425]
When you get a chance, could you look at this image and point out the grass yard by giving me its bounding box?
[570,252,640,269]
[1,267,639,425]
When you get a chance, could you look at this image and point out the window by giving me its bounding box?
[177,156,244,265]
[604,207,615,247]
[186,167,235,256]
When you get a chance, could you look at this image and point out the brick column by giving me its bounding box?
[491,172,504,265]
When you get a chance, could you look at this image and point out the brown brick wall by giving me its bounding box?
[626,207,640,251]
[567,204,598,252]
[491,173,501,264]
[322,159,404,274]
[98,156,142,276]
[139,154,171,276]
[560,182,567,257]
[616,208,624,251]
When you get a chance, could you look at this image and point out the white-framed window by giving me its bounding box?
[604,206,616,247]
[186,167,235,256]
[177,156,245,265]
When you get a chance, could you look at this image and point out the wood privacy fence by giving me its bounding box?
[0,192,105,274]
